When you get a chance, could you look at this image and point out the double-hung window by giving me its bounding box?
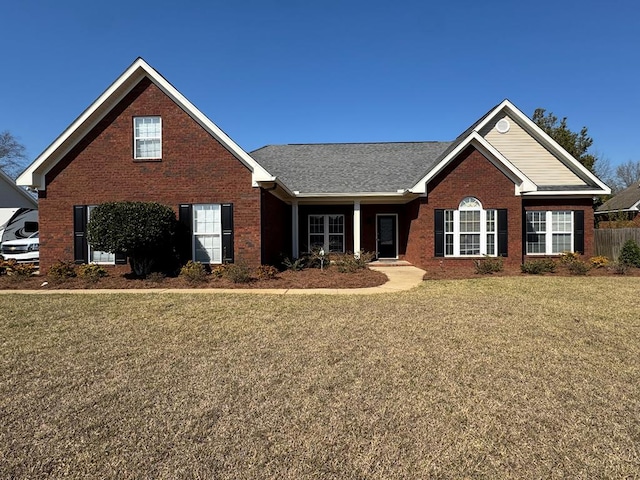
[308,214,345,253]
[526,211,573,255]
[134,116,162,159]
[193,204,222,264]
[444,197,497,256]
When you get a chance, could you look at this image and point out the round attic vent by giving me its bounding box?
[496,118,510,133]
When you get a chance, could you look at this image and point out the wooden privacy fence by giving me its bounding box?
[594,228,640,260]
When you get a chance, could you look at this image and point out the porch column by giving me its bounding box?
[292,200,299,258]
[353,200,361,258]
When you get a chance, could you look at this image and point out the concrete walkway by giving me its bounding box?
[0,266,426,295]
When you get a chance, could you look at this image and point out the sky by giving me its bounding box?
[2,0,638,171]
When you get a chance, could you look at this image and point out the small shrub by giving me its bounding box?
[146,271,166,283]
[255,264,279,280]
[589,255,609,268]
[608,261,628,275]
[473,255,504,274]
[331,251,374,273]
[618,239,640,267]
[211,264,228,278]
[567,260,590,276]
[7,262,38,280]
[179,260,207,283]
[223,262,252,284]
[521,258,556,274]
[559,251,580,265]
[77,263,107,282]
[283,257,305,271]
[48,260,77,279]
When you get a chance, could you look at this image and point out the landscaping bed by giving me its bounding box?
[0,266,389,290]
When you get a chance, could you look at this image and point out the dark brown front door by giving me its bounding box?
[377,215,397,258]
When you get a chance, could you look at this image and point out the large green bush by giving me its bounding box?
[618,239,640,268]
[86,201,177,277]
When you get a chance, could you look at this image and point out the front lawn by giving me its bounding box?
[1,277,638,478]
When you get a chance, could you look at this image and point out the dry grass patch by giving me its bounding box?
[1,277,639,478]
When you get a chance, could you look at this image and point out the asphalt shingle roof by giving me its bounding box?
[250,142,453,194]
[597,183,640,212]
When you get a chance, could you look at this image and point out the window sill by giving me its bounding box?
[134,158,162,162]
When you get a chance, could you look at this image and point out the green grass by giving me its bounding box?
[1,277,639,478]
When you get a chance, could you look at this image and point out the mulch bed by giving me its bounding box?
[0,267,389,290]
[423,264,640,280]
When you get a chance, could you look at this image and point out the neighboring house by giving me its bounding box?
[17,58,610,273]
[595,183,640,227]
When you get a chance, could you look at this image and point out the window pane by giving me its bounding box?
[194,205,221,234]
[459,197,481,209]
[134,116,161,159]
[552,234,571,254]
[552,211,572,232]
[486,210,495,233]
[309,216,324,234]
[445,234,453,256]
[195,235,221,263]
[460,211,480,233]
[309,235,324,250]
[527,234,546,254]
[329,235,344,252]
[486,233,495,255]
[460,234,480,255]
[445,210,454,233]
[328,215,344,234]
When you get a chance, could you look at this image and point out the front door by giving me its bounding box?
[376,215,397,259]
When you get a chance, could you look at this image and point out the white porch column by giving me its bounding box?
[353,200,361,258]
[292,200,299,258]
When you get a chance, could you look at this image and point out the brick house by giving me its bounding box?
[17,58,610,273]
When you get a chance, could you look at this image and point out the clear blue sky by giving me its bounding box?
[2,0,638,170]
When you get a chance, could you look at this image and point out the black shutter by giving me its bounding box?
[574,210,585,254]
[221,203,234,263]
[434,209,445,257]
[497,209,508,257]
[73,205,88,264]
[178,204,193,262]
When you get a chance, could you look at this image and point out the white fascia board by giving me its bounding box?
[293,191,412,198]
[630,199,640,211]
[475,100,610,195]
[1,169,38,208]
[17,58,275,189]
[409,132,536,195]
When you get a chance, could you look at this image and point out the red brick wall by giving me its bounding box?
[523,197,596,258]
[39,77,262,273]
[404,146,523,269]
[261,191,291,265]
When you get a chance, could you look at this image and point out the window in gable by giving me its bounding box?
[134,116,162,159]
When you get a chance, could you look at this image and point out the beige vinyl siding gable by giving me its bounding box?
[480,114,587,187]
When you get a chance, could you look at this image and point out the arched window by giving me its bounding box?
[444,197,497,256]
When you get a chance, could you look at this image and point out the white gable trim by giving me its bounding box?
[474,100,610,194]
[0,168,38,208]
[409,132,536,195]
[17,58,275,190]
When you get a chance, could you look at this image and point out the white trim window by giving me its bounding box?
[193,204,222,264]
[526,210,573,255]
[87,205,115,264]
[308,214,345,253]
[445,197,497,256]
[134,116,162,159]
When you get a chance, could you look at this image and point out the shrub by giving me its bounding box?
[223,262,252,284]
[559,251,580,265]
[521,259,556,274]
[473,256,504,275]
[567,260,590,276]
[283,257,305,271]
[255,265,279,280]
[331,251,374,273]
[48,261,77,279]
[179,260,207,283]
[6,262,37,280]
[86,201,177,277]
[618,239,640,267]
[211,264,229,278]
[608,261,628,275]
[589,255,609,268]
[77,263,107,282]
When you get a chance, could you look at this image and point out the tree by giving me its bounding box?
[86,201,177,277]
[615,160,640,188]
[532,109,597,173]
[0,131,28,179]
